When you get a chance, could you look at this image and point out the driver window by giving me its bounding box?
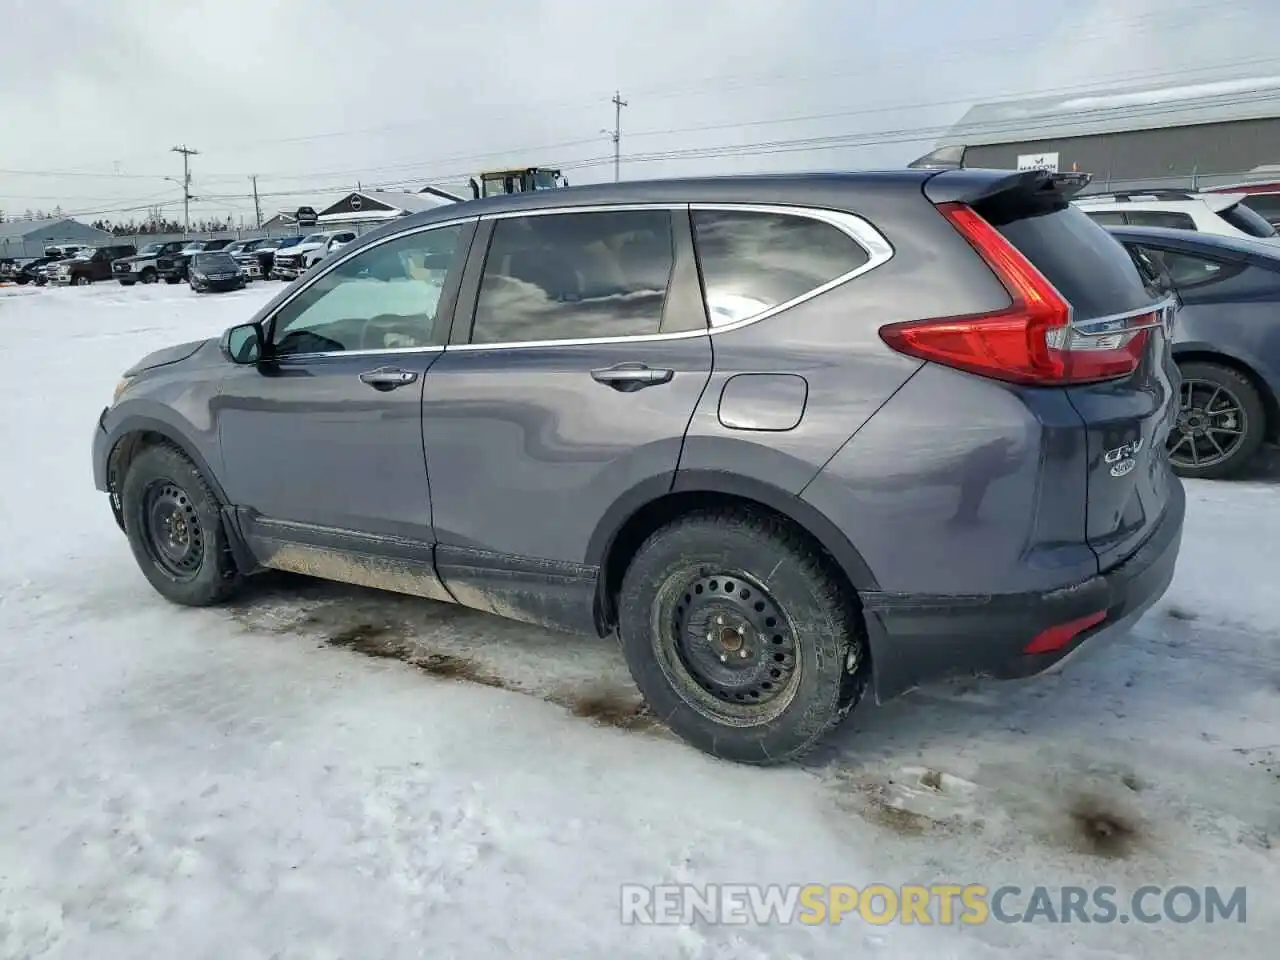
[269,223,467,357]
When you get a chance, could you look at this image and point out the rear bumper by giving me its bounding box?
[860,477,1185,702]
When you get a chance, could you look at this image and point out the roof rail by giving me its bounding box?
[1081,188,1199,202]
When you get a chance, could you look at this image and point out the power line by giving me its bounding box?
[189,56,1280,191]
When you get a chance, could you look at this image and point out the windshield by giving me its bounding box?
[181,243,203,253]
[1220,202,1279,239]
[302,234,327,245]
[194,253,237,270]
[73,248,96,259]
[139,243,164,255]
[531,170,559,189]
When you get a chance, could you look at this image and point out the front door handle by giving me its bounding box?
[590,362,674,391]
[359,367,418,391]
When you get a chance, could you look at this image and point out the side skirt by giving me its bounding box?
[240,514,454,603]
[434,545,600,636]
[237,513,600,635]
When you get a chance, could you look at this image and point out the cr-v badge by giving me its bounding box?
[1105,438,1144,477]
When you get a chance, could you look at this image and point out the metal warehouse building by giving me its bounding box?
[939,77,1280,193]
[0,217,113,260]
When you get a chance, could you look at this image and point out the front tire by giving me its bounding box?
[1168,361,1267,479]
[140,269,156,284]
[617,508,864,765]
[120,444,242,606]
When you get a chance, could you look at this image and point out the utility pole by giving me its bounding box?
[609,90,628,183]
[170,144,199,233]
[250,175,262,228]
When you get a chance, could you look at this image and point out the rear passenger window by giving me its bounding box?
[691,211,869,326]
[471,210,675,345]
[1142,248,1242,289]
[1123,211,1197,230]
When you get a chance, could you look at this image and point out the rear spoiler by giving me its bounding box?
[909,144,1093,205]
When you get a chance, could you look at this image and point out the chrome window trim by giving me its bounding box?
[451,201,895,352]
[1070,296,1178,337]
[259,215,480,360]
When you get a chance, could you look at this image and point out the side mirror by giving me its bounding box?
[221,322,263,364]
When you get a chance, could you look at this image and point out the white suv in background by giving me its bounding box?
[1073,190,1280,243]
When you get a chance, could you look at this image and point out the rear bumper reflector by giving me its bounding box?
[1022,610,1108,655]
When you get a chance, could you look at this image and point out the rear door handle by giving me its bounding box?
[359,367,418,391]
[590,362,674,390]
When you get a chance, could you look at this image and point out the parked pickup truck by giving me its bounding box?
[48,244,138,286]
[157,239,234,283]
[221,239,267,280]
[272,231,354,280]
[113,241,189,286]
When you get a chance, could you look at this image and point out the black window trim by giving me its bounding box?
[451,202,894,351]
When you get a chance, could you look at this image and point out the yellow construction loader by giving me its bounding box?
[469,167,569,199]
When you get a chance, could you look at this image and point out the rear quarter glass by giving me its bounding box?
[980,200,1159,319]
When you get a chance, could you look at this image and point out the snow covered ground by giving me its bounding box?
[0,282,1276,959]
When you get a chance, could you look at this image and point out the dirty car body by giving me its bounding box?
[93,169,1185,764]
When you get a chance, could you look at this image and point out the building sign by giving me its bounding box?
[1016,152,1060,172]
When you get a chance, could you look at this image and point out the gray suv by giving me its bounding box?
[92,168,1186,764]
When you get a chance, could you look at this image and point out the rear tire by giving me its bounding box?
[616,508,864,765]
[120,444,242,606]
[1169,361,1267,480]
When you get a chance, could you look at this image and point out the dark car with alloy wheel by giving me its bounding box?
[91,168,1184,765]
[1107,224,1280,479]
[188,251,247,293]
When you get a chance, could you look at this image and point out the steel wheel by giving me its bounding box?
[1168,377,1248,470]
[140,480,205,581]
[652,567,801,726]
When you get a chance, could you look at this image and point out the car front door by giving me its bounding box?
[215,216,478,597]
[420,204,713,632]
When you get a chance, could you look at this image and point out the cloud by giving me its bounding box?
[1,0,1277,221]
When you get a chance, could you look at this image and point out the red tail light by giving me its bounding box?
[879,202,1150,386]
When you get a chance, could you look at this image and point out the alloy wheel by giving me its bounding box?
[1167,377,1248,469]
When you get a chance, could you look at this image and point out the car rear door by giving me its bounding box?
[987,203,1180,571]
[420,204,712,632]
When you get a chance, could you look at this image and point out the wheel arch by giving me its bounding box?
[1172,346,1280,442]
[588,469,880,634]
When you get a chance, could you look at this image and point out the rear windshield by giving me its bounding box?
[1241,193,1280,220]
[1219,202,1278,239]
[980,200,1161,320]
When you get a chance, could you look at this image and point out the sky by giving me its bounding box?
[1,0,1278,227]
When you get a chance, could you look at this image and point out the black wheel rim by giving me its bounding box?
[1168,378,1247,469]
[652,567,801,726]
[141,480,205,580]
